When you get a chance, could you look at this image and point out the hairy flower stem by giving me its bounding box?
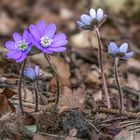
[114,57,123,113]
[32,82,39,112]
[44,54,61,106]
[95,27,111,109]
[18,59,27,114]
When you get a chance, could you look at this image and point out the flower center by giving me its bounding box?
[40,36,52,48]
[16,40,28,51]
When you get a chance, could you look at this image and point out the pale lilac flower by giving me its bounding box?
[5,29,33,62]
[29,21,68,53]
[77,8,106,30]
[108,42,134,60]
[24,65,40,82]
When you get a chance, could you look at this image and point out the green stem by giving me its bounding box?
[114,57,123,113]
[95,27,111,109]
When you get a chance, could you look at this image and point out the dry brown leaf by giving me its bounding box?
[1,88,17,99]
[58,86,85,113]
[114,129,140,140]
[50,56,71,86]
[0,88,16,117]
[31,54,71,89]
[32,133,47,140]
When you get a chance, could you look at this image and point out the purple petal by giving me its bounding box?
[89,9,96,19]
[53,33,66,42]
[80,14,92,25]
[119,43,128,53]
[43,49,53,53]
[6,51,22,60]
[16,54,27,62]
[36,20,46,36]
[29,24,40,41]
[44,23,56,39]
[5,41,15,50]
[123,52,134,60]
[35,43,44,51]
[96,8,104,21]
[47,47,66,52]
[13,32,22,42]
[108,42,119,54]
[22,29,30,41]
[51,40,68,47]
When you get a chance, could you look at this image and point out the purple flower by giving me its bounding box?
[29,21,68,53]
[108,42,134,60]
[24,65,40,82]
[5,29,33,62]
[77,8,106,30]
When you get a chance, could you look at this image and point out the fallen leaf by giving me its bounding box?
[114,129,140,140]
[32,133,47,140]
[0,88,16,117]
[1,88,17,99]
[58,86,85,113]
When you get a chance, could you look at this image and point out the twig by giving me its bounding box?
[18,59,27,114]
[40,132,65,138]
[114,57,123,112]
[93,107,140,119]
[44,54,61,106]
[95,27,111,109]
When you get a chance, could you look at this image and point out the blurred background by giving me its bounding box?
[1,0,140,111]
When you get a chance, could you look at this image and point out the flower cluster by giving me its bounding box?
[108,42,134,60]
[77,8,106,30]
[77,8,134,60]
[5,21,68,62]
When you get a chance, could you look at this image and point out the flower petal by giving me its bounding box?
[96,8,104,21]
[36,20,46,36]
[77,21,84,27]
[51,40,68,47]
[44,23,56,39]
[47,47,66,52]
[89,9,96,19]
[53,33,66,42]
[29,24,40,41]
[16,54,27,62]
[5,41,15,50]
[24,68,36,80]
[13,32,22,42]
[6,51,22,60]
[43,49,53,53]
[119,43,128,53]
[80,14,92,25]
[123,52,134,60]
[108,42,119,54]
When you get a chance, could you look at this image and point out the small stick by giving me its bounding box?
[95,27,111,109]
[44,54,61,106]
[114,57,123,112]
[18,59,27,113]
[93,107,140,119]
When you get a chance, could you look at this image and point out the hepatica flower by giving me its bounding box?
[108,42,134,60]
[5,29,32,62]
[24,65,40,82]
[77,8,106,30]
[29,21,68,53]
